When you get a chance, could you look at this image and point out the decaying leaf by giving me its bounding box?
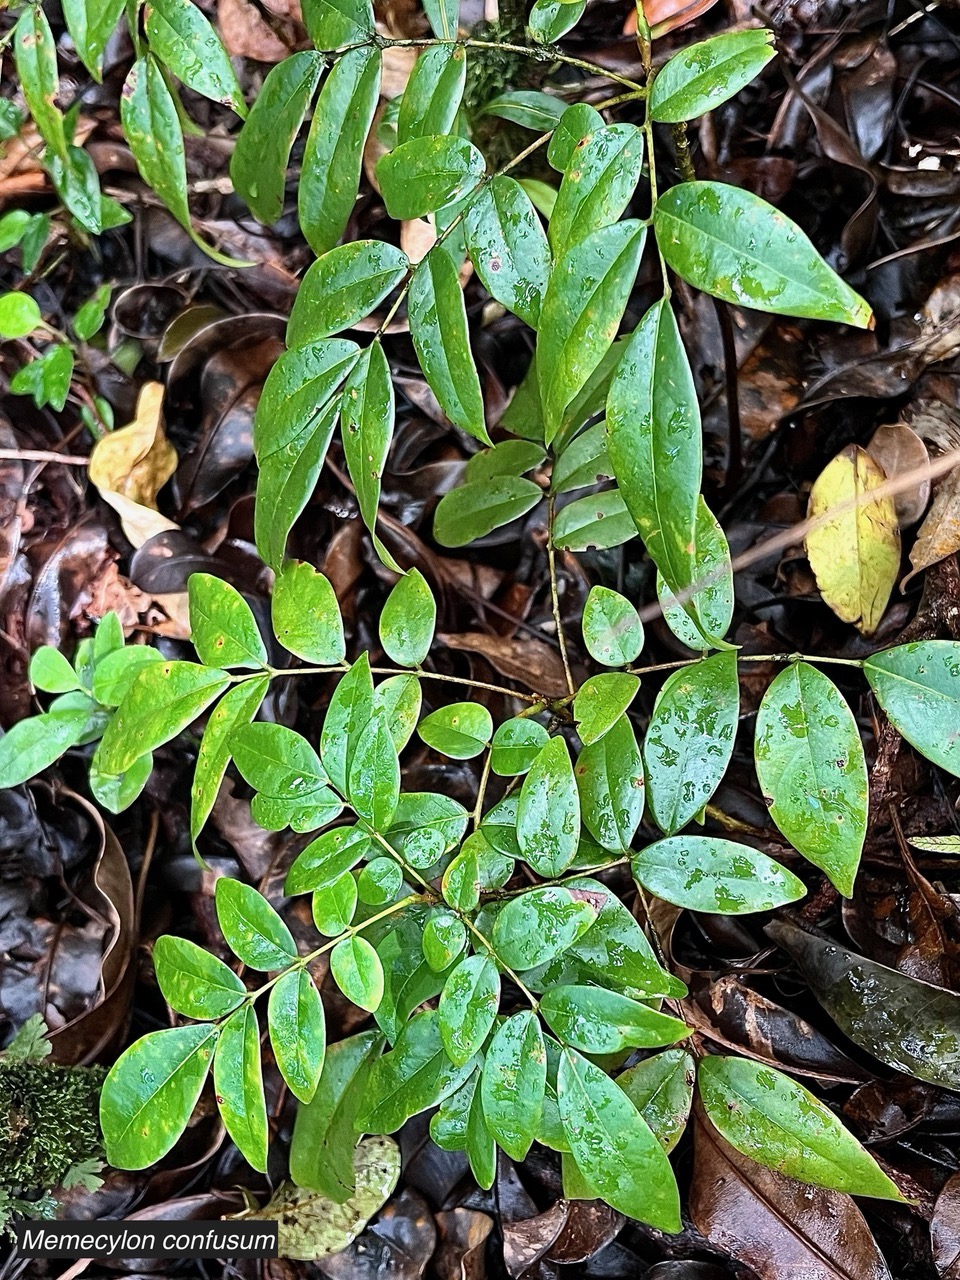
[866,422,930,527]
[89,383,179,548]
[905,461,960,587]
[805,444,900,634]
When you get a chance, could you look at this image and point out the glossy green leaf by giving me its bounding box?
[617,1048,695,1152]
[491,717,550,776]
[14,7,66,160]
[431,1071,476,1150]
[517,736,580,876]
[442,832,513,912]
[482,90,566,131]
[434,476,542,547]
[409,248,489,445]
[480,1011,546,1161]
[252,792,341,834]
[231,722,329,800]
[372,674,421,753]
[91,646,165,708]
[214,1006,267,1172]
[269,968,326,1103]
[386,793,469,864]
[548,102,604,172]
[0,292,42,339]
[398,45,467,143]
[465,177,551,329]
[575,713,644,852]
[272,559,346,665]
[380,569,435,667]
[755,662,867,896]
[581,586,643,666]
[215,877,298,971]
[541,984,688,1053]
[539,221,646,444]
[62,0,125,81]
[418,701,492,759]
[423,0,458,39]
[286,825,374,895]
[258,398,341,570]
[558,1047,681,1231]
[231,51,324,224]
[49,146,107,236]
[188,573,266,670]
[299,47,381,255]
[301,0,373,49]
[864,641,960,778]
[574,672,639,745]
[550,123,644,260]
[438,955,500,1066]
[331,936,385,1012]
[72,284,111,341]
[378,136,485,222]
[288,241,409,346]
[645,650,739,835]
[98,661,229,774]
[342,342,400,571]
[321,654,375,792]
[698,1055,903,1199]
[657,497,734,649]
[422,912,467,972]
[100,1024,218,1169]
[650,29,776,123]
[356,1010,475,1132]
[153,935,246,1021]
[529,0,585,43]
[145,0,246,115]
[348,715,400,829]
[492,885,595,971]
[465,439,546,484]
[634,836,806,913]
[552,422,613,495]
[89,750,153,815]
[312,872,358,936]
[255,339,359,462]
[29,647,79,694]
[654,181,873,326]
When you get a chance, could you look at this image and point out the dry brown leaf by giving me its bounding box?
[89,382,179,548]
[866,422,931,526]
[436,631,570,697]
[905,461,960,588]
[218,0,293,61]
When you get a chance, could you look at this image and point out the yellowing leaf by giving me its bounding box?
[89,382,179,546]
[805,445,899,636]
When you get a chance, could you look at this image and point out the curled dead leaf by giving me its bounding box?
[866,422,931,527]
[905,459,960,588]
[436,631,570,698]
[89,383,179,548]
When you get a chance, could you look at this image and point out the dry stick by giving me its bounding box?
[0,448,89,465]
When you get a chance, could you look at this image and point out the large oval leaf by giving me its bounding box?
[438,954,500,1066]
[356,1010,475,1132]
[633,836,806,913]
[98,661,229,775]
[288,241,409,345]
[575,713,644,852]
[191,677,269,844]
[650,29,776,123]
[398,44,466,144]
[269,968,326,1103]
[145,0,245,115]
[549,123,644,260]
[480,1011,546,1161]
[153,935,246,1021]
[377,136,485,222]
[517,736,580,876]
[657,497,734,649]
[864,640,960,777]
[492,885,595,971]
[541,985,688,1054]
[435,476,543,546]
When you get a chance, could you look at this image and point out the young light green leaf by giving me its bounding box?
[29,647,80,694]
[321,653,375,792]
[153,935,246,1021]
[272,559,346,665]
[0,292,42,339]
[72,284,111,342]
[348,715,400,829]
[573,672,640,745]
[491,717,550,776]
[697,1055,904,1199]
[581,586,643,666]
[372,674,422,754]
[299,47,381,255]
[256,399,341,570]
[657,497,734,649]
[482,90,566,132]
[541,985,688,1054]
[409,248,489,445]
[231,722,329,799]
[558,1048,681,1231]
[145,0,246,116]
[438,955,500,1067]
[285,825,374,895]
[492,885,595,971]
[617,1048,695,1152]
[650,29,776,122]
[301,0,374,48]
[434,476,543,547]
[214,1007,268,1172]
[644,650,739,835]
[549,123,644,260]
[548,102,604,172]
[418,702,493,759]
[378,136,485,222]
[312,872,358,936]
[288,241,409,346]
[517,736,580,876]
[231,51,325,224]
[331,936,385,1012]
[98,661,229,775]
[465,177,551,329]
[358,853,402,905]
[379,569,436,667]
[398,44,467,143]
[62,0,125,81]
[215,877,298,970]
[864,641,960,777]
[342,342,400,572]
[576,714,645,852]
[528,0,586,43]
[633,837,806,913]
[356,1010,475,1132]
[422,911,467,972]
[755,662,867,896]
[14,7,66,160]
[188,574,267,670]
[100,1024,219,1169]
[269,968,326,1103]
[539,221,646,444]
[654,181,873,326]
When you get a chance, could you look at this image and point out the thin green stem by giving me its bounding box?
[473,749,493,830]
[462,915,540,1009]
[371,666,543,703]
[547,497,575,698]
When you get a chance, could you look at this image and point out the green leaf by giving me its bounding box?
[541,984,688,1053]
[356,1010,475,1132]
[154,935,246,1021]
[398,45,467,143]
[348,715,400,829]
[634,836,806,913]
[550,123,644,260]
[617,1048,694,1152]
[657,497,734,649]
[576,713,645,852]
[529,0,585,43]
[14,7,66,160]
[864,641,960,777]
[482,90,567,131]
[492,885,595,971]
[558,1048,681,1230]
[62,0,125,81]
[11,342,74,409]
[288,241,409,346]
[644,650,738,835]
[377,135,484,222]
[465,440,546,484]
[423,0,458,39]
[697,1055,904,1199]
[574,672,640,745]
[72,284,112,341]
[491,717,550,776]
[342,342,400,571]
[49,145,106,234]
[313,872,358,936]
[438,955,500,1067]
[98,661,229,774]
[372,907,456,1041]
[89,749,153,814]
[0,292,41,339]
[480,1011,545,1161]
[145,0,246,115]
[434,476,543,547]
[755,662,867,896]
[188,574,267,670]
[301,0,373,49]
[331,936,385,1012]
[607,298,702,620]
[465,177,551,329]
[215,878,298,970]
[386,793,469,864]
[231,723,329,799]
[517,736,580,876]
[299,47,381,256]
[252,792,340,833]
[286,825,374,895]
[650,29,776,123]
[93,613,124,662]
[422,912,467,972]
[379,570,435,667]
[321,654,375,792]
[91,646,164,708]
[431,1071,476,1150]
[214,1007,268,1172]
[654,181,873,327]
[552,422,613,495]
[255,339,359,462]
[442,833,513,912]
[29,647,80,694]
[581,586,643,666]
[231,51,324,224]
[418,701,492,759]
[272,559,345,665]
[256,400,341,570]
[269,968,326,1103]
[548,102,604,172]
[100,1024,218,1169]
[409,248,489,445]
[539,221,646,444]
[372,674,422,753]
